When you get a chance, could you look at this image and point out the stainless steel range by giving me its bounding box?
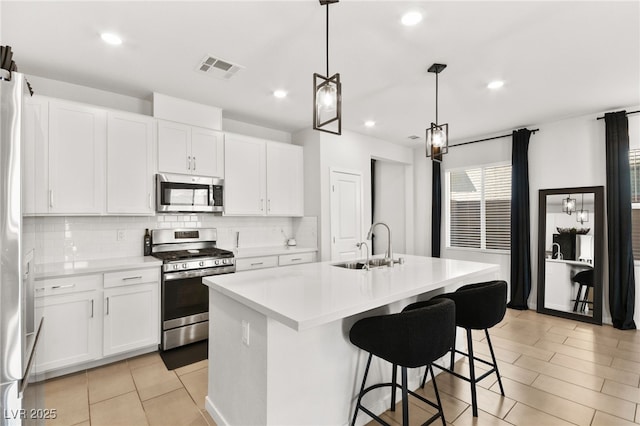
[151,228,235,350]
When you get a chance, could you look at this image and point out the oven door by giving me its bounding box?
[156,173,223,213]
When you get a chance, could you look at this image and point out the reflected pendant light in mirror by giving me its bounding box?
[576,193,589,224]
[562,194,576,215]
[313,0,341,135]
[426,63,449,161]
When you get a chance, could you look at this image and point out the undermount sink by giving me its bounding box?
[332,258,391,270]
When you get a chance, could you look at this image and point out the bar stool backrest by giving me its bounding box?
[435,280,507,330]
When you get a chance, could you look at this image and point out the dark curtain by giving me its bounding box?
[431,161,441,258]
[605,111,636,330]
[507,128,532,310]
[371,159,376,255]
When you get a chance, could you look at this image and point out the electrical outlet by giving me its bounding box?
[242,320,250,346]
[117,230,126,241]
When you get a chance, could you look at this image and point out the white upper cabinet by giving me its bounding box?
[224,134,303,217]
[266,142,304,216]
[48,100,106,214]
[157,120,224,177]
[22,96,49,215]
[224,134,266,215]
[107,112,155,215]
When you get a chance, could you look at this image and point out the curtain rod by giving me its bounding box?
[450,128,540,148]
[596,110,640,120]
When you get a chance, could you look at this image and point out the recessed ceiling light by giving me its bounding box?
[273,90,288,99]
[364,120,376,127]
[487,80,504,90]
[401,11,423,26]
[100,33,122,45]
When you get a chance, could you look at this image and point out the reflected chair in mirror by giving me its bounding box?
[349,298,455,426]
[571,269,594,313]
[423,280,507,417]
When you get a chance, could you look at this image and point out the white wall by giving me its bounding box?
[222,118,291,143]
[414,106,640,325]
[373,160,406,255]
[294,129,414,261]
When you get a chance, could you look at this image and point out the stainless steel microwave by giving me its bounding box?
[156,173,224,213]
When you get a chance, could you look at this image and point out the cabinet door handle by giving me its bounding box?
[106,297,110,315]
[267,199,271,212]
[122,276,143,281]
[51,284,75,290]
[260,199,264,211]
[291,258,302,262]
[193,156,196,171]
[251,262,264,266]
[187,156,191,170]
[148,193,152,209]
[90,300,94,318]
[49,189,54,208]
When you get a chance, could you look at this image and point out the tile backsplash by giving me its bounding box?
[24,215,318,264]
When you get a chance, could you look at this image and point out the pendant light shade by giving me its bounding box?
[562,194,576,215]
[426,63,448,161]
[313,0,341,135]
[576,193,589,224]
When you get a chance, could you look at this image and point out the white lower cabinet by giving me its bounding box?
[35,275,102,372]
[35,267,160,374]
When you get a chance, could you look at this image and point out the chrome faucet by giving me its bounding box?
[356,241,370,271]
[366,222,393,266]
[552,243,563,259]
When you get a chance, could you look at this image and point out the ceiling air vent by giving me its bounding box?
[196,55,244,80]
[407,135,421,140]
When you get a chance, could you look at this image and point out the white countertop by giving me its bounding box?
[545,258,593,268]
[203,254,499,331]
[35,256,163,279]
[227,246,318,259]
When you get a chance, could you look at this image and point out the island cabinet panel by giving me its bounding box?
[48,100,106,214]
[106,111,155,215]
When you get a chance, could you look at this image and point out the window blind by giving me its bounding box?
[630,149,640,260]
[448,165,511,251]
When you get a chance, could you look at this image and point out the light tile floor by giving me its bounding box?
[41,309,640,426]
[40,353,215,426]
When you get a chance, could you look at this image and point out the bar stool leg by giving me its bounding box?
[401,367,409,426]
[450,327,457,371]
[391,364,397,411]
[485,329,504,396]
[466,329,478,417]
[428,364,446,426]
[351,353,373,426]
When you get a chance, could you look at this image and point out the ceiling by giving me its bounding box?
[2,1,639,147]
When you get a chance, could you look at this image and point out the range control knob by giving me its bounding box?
[215,260,220,265]
[182,263,187,269]
[221,259,227,264]
[173,264,179,270]
[199,261,204,267]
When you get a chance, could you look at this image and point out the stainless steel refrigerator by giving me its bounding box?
[1,72,44,425]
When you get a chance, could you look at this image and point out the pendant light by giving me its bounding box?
[426,63,449,161]
[576,193,589,224]
[562,194,576,215]
[313,0,341,135]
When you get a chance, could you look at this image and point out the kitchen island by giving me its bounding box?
[203,255,500,426]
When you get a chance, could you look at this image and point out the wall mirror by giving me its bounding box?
[537,186,604,324]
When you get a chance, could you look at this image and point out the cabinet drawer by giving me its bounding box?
[35,274,102,298]
[235,256,278,272]
[104,268,159,288]
[278,252,316,266]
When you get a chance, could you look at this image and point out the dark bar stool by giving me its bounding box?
[423,280,507,417]
[349,298,455,426]
[571,269,594,313]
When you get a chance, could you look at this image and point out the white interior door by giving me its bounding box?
[330,170,363,261]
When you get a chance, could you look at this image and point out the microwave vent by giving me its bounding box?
[196,55,244,80]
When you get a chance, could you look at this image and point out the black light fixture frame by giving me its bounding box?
[576,193,590,224]
[562,194,576,215]
[313,0,342,135]
[426,63,448,161]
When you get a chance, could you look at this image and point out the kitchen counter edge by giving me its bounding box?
[35,256,163,280]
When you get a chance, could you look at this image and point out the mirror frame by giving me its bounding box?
[536,186,604,324]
